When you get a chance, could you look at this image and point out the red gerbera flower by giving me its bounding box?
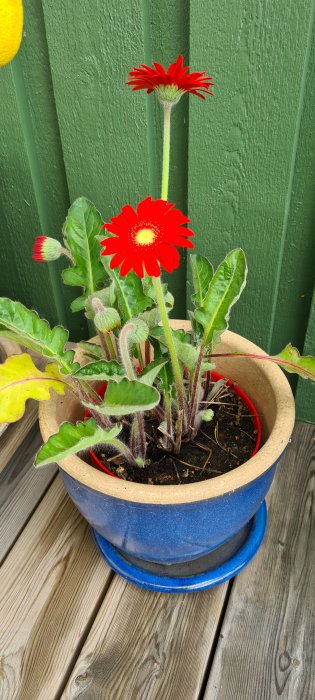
[100,197,194,278]
[127,54,213,103]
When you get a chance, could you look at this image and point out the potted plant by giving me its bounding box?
[0,56,314,592]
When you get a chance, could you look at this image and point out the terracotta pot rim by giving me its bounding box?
[39,326,295,505]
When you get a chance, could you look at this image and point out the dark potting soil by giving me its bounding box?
[86,383,259,486]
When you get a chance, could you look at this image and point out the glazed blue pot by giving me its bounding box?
[60,461,276,565]
[39,328,295,592]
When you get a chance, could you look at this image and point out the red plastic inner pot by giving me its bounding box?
[84,373,262,479]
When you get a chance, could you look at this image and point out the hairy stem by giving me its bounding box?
[188,341,206,433]
[110,438,139,467]
[97,330,111,360]
[119,322,147,461]
[152,276,186,420]
[73,378,112,430]
[107,332,117,359]
[144,339,151,366]
[161,102,172,200]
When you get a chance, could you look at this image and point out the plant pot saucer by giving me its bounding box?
[91,500,267,593]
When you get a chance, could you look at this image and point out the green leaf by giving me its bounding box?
[274,344,315,381]
[188,310,204,343]
[139,359,168,386]
[62,198,106,311]
[35,419,122,467]
[138,306,161,328]
[144,277,174,309]
[74,359,125,382]
[194,249,247,347]
[190,254,214,307]
[150,326,198,371]
[78,341,104,361]
[0,298,78,373]
[84,378,160,416]
[100,257,152,322]
[0,354,66,423]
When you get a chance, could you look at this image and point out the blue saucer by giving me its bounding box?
[91,500,267,593]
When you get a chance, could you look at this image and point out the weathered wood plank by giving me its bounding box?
[0,401,38,474]
[62,575,228,699]
[204,422,315,700]
[0,422,57,563]
[0,477,112,700]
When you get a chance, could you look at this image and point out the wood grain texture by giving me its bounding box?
[0,401,38,473]
[296,289,315,422]
[0,422,57,563]
[188,0,315,354]
[0,0,86,338]
[268,12,315,361]
[62,576,228,700]
[204,422,315,700]
[42,0,149,217]
[0,476,112,700]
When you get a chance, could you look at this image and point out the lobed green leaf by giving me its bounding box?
[100,257,152,322]
[77,341,104,361]
[194,249,247,348]
[62,198,106,311]
[74,359,125,382]
[0,298,78,373]
[83,378,160,416]
[274,344,315,381]
[190,254,214,307]
[138,358,168,386]
[35,419,122,467]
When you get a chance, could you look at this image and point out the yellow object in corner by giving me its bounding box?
[0,0,23,67]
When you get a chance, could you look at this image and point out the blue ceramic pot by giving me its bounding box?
[39,328,295,592]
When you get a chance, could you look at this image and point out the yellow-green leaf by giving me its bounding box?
[0,354,66,423]
[274,344,315,381]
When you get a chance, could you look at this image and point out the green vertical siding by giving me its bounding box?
[0,0,314,420]
[296,289,315,422]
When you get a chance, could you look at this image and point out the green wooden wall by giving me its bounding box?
[0,0,314,421]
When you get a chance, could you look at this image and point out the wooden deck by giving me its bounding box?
[0,411,314,700]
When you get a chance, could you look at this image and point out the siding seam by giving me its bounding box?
[267,0,315,353]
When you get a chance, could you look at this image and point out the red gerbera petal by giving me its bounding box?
[126,54,214,102]
[100,197,194,278]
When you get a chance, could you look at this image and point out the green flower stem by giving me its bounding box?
[119,324,136,380]
[119,322,146,461]
[109,438,139,467]
[97,330,111,361]
[105,332,117,360]
[188,341,206,433]
[161,102,172,200]
[152,275,185,417]
[73,378,112,430]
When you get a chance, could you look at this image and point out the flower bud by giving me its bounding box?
[32,236,62,262]
[125,318,149,345]
[94,307,121,333]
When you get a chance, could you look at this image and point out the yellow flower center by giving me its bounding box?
[135,227,156,246]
